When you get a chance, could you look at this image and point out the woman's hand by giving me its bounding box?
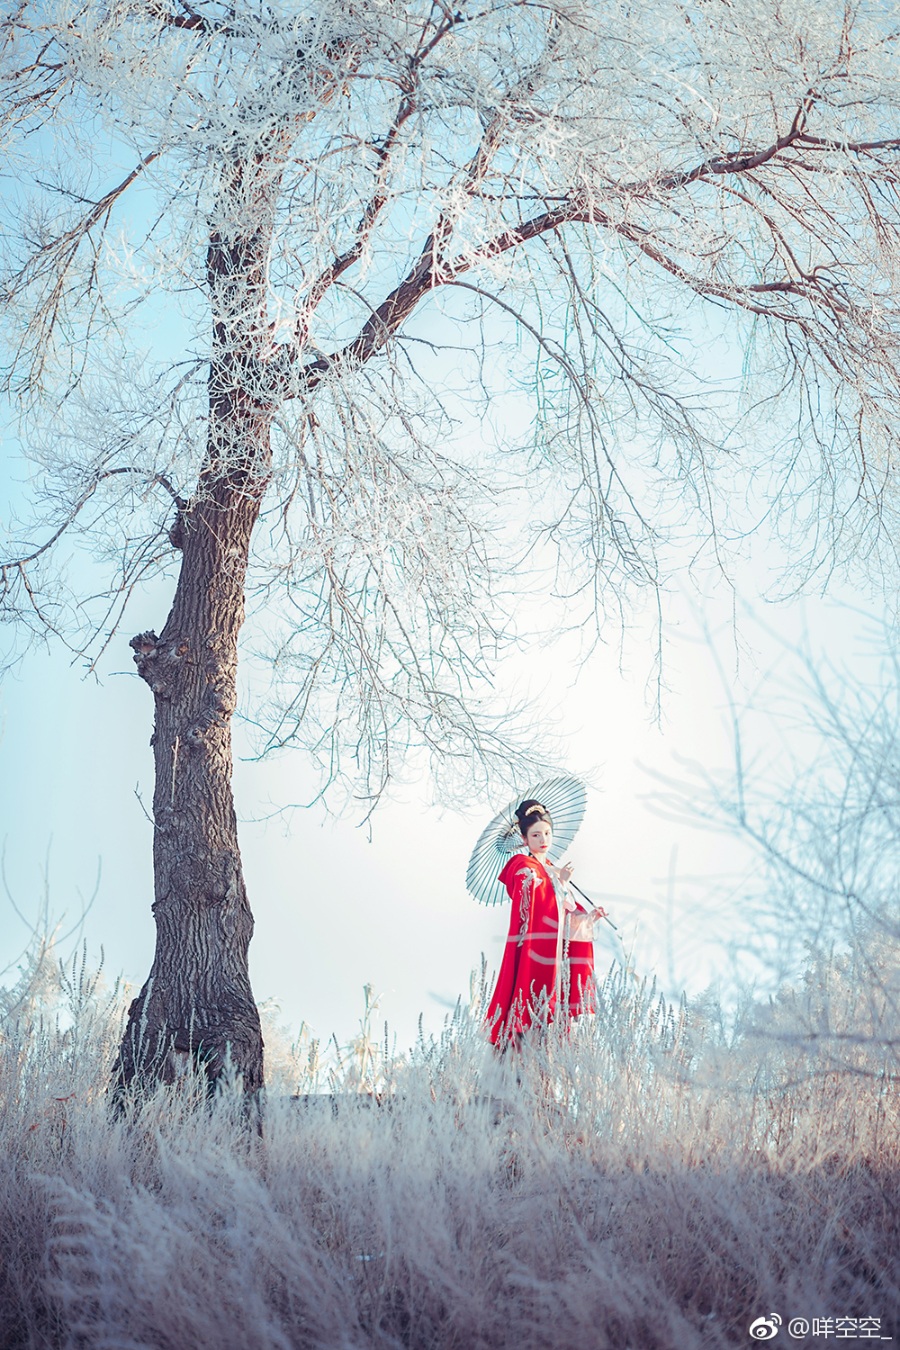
[591,905,608,922]
[552,859,578,911]
[556,859,575,885]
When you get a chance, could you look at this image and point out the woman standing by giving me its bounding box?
[486,799,606,1046]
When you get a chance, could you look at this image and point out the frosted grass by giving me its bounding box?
[1,926,898,1350]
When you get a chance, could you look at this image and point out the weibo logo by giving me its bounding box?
[748,1315,783,1340]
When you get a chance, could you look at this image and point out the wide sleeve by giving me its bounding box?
[486,857,557,1044]
[498,856,537,941]
[565,907,597,1014]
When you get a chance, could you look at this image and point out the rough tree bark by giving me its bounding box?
[115,478,266,1094]
[113,157,278,1095]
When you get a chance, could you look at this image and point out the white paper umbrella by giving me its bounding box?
[465,777,588,907]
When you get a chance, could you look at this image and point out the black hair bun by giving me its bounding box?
[515,799,552,833]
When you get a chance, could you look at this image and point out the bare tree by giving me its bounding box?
[653,616,900,1084]
[2,0,899,1092]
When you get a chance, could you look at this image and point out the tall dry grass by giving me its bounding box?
[1,921,898,1350]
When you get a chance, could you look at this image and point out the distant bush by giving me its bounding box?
[0,925,898,1350]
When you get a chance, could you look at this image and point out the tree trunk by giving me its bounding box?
[114,155,278,1097]
[115,469,266,1095]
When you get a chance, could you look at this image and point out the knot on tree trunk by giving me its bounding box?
[130,631,190,695]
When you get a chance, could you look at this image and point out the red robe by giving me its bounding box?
[486,852,596,1045]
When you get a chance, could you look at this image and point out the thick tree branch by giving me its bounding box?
[285,197,610,387]
[652,91,818,193]
[796,133,900,154]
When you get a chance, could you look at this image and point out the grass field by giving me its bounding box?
[1,927,898,1350]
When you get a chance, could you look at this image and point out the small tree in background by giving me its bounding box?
[646,607,900,1090]
[2,0,899,1091]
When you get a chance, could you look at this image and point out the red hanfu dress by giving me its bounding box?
[486,852,596,1045]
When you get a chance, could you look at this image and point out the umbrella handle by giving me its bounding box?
[571,882,619,931]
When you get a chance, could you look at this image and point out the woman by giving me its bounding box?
[486,800,607,1046]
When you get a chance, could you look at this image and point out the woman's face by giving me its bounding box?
[524,820,552,856]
